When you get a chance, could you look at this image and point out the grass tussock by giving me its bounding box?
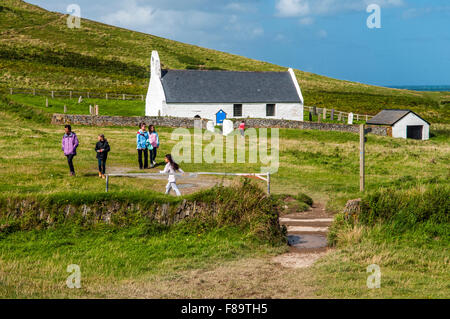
[316,184,450,298]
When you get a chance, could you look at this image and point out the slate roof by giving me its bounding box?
[367,109,430,126]
[160,70,302,104]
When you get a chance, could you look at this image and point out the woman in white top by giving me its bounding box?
[160,154,184,196]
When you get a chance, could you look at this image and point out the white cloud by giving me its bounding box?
[225,2,255,13]
[100,0,227,46]
[275,0,404,18]
[299,17,314,25]
[252,27,264,37]
[276,0,310,17]
[402,6,450,20]
[99,0,265,45]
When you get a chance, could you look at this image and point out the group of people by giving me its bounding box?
[136,122,159,169]
[61,123,184,196]
[62,124,111,178]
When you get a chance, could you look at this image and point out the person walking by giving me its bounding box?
[136,122,149,169]
[160,154,184,196]
[149,125,160,168]
[61,124,79,176]
[239,120,245,137]
[95,134,110,179]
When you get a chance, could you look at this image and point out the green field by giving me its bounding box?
[1,0,449,123]
[0,96,449,298]
[0,0,449,299]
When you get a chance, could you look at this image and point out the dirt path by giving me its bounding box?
[107,166,234,195]
[273,202,334,268]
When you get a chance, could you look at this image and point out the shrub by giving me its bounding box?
[359,184,450,228]
[296,192,313,206]
[0,180,286,244]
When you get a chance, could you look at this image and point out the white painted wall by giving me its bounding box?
[145,51,166,117]
[288,68,304,105]
[145,51,304,121]
[392,112,429,140]
[163,102,303,121]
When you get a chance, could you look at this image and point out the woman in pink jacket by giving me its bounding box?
[61,125,79,176]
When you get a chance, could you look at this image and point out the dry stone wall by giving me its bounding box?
[52,114,389,136]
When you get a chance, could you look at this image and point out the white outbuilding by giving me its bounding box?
[367,109,430,140]
[145,51,304,123]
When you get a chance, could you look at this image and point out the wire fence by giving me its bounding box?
[305,106,374,122]
[2,87,145,101]
[105,172,271,194]
[2,87,374,121]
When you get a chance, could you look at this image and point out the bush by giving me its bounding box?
[296,192,313,206]
[0,180,286,244]
[328,184,450,247]
[359,184,450,228]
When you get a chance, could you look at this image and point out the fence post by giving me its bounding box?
[87,92,90,99]
[331,109,335,121]
[267,172,271,195]
[45,98,49,108]
[141,95,144,101]
[323,108,327,120]
[360,124,365,192]
[106,93,108,100]
[9,88,13,95]
[95,105,99,116]
[122,94,126,100]
[106,175,109,192]
[366,115,369,122]
[51,91,54,99]
[33,88,36,96]
[70,91,72,99]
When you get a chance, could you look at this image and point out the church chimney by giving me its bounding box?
[151,50,161,79]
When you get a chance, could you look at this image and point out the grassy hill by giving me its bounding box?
[1,0,449,123]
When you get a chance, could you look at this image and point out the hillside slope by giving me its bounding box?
[0,0,448,122]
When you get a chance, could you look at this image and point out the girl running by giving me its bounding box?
[160,154,184,196]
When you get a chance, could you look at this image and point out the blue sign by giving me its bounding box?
[215,109,227,124]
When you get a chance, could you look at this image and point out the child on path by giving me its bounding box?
[136,122,149,169]
[95,134,110,178]
[160,154,184,196]
[149,125,160,168]
[61,125,79,176]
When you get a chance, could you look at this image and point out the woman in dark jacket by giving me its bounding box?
[95,134,110,178]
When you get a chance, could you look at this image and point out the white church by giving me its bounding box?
[145,51,304,123]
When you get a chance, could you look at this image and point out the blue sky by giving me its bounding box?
[27,0,450,86]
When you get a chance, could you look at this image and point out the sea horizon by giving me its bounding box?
[387,85,450,92]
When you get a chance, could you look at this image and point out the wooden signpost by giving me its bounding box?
[360,124,365,192]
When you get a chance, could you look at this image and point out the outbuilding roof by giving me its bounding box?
[366,109,430,126]
[160,69,302,104]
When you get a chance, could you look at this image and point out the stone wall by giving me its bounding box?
[51,113,209,129]
[0,198,214,231]
[52,114,389,136]
[233,118,389,136]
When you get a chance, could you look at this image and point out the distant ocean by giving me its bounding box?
[388,85,450,92]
